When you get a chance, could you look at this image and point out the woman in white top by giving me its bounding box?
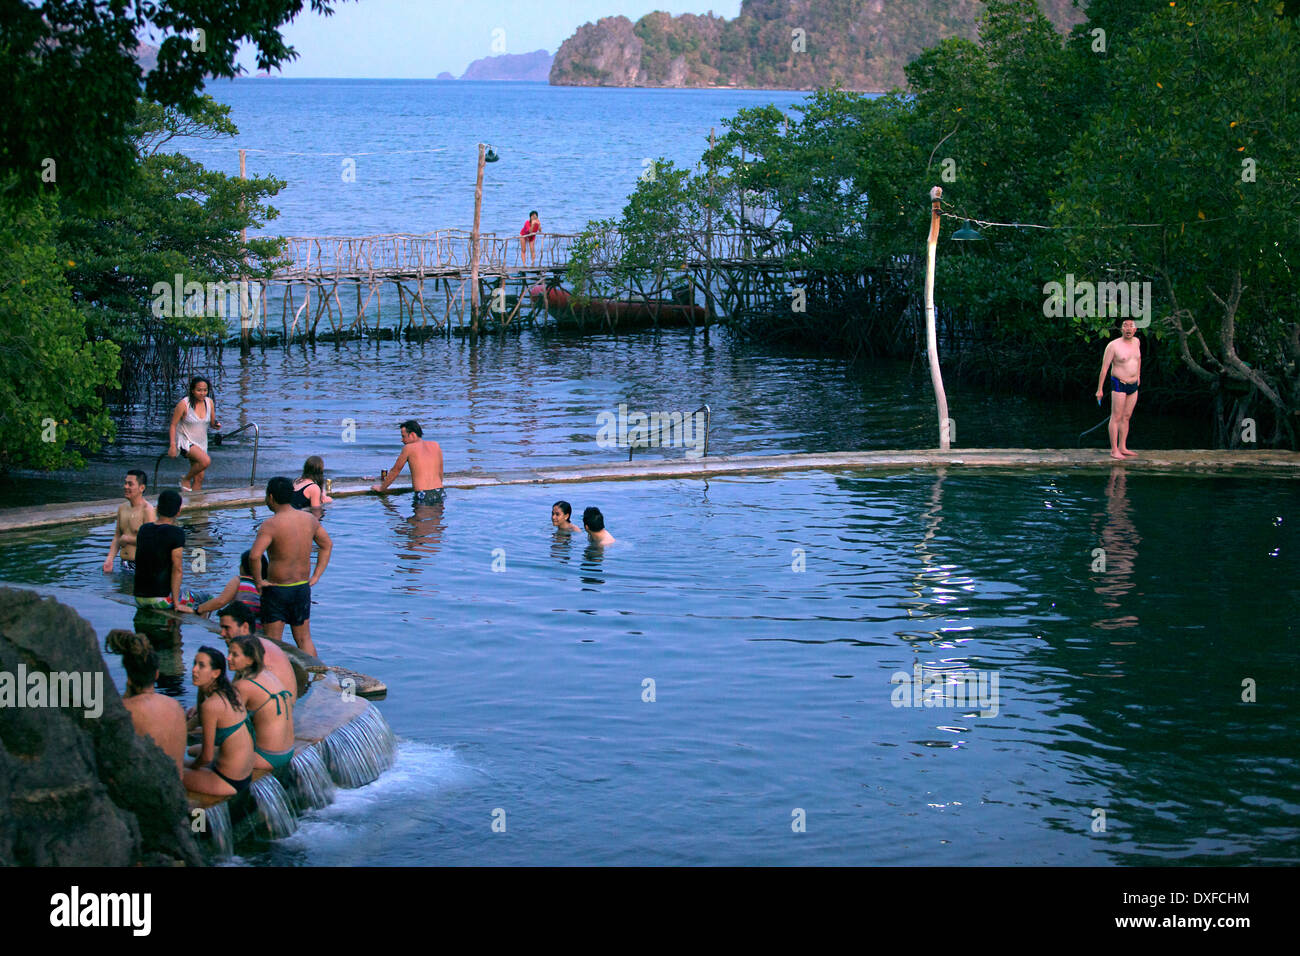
[168,376,221,492]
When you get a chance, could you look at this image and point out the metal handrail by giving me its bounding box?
[153,422,261,489]
[627,404,711,462]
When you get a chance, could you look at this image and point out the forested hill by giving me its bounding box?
[550,0,1086,90]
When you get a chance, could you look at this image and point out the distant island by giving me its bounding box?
[459,49,553,82]
[550,0,1085,91]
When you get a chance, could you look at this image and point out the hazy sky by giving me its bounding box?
[230,1,744,78]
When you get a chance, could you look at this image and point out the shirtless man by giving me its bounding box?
[249,476,332,658]
[103,469,155,573]
[108,629,186,776]
[1096,319,1142,460]
[583,506,616,546]
[218,601,298,703]
[370,419,445,506]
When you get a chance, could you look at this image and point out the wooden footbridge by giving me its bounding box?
[246,227,851,340]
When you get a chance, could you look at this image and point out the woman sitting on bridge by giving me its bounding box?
[229,635,296,774]
[184,646,254,797]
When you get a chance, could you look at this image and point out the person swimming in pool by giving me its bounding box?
[551,501,581,533]
[583,506,616,546]
[370,419,445,506]
[228,634,295,774]
[188,550,267,620]
[291,455,334,510]
[218,601,298,703]
[183,646,254,797]
[107,629,186,777]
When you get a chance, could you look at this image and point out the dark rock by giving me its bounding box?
[0,587,203,866]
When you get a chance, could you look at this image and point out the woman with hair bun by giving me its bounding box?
[107,629,186,776]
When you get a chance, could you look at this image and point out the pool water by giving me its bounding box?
[1,467,1296,865]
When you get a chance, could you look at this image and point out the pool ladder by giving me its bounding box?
[627,404,710,462]
[154,422,261,489]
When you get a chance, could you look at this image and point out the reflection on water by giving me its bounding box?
[1091,467,1141,630]
[130,609,187,697]
[1,470,1296,865]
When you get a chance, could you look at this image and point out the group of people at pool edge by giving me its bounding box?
[104,408,617,798]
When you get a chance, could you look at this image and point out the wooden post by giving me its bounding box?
[469,143,486,339]
[924,186,951,450]
[239,148,250,351]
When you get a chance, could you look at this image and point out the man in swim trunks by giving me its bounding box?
[249,477,333,658]
[1096,318,1142,461]
[370,419,445,506]
[218,601,298,703]
[133,489,188,609]
[583,506,616,546]
[104,469,155,573]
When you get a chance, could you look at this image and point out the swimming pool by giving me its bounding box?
[1,467,1296,864]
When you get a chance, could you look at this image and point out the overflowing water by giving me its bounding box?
[202,802,235,859]
[248,774,299,840]
[287,746,337,812]
[323,706,398,789]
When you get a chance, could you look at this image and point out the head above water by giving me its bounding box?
[400,419,422,439]
[301,455,325,485]
[552,500,572,520]
[582,506,605,532]
[156,489,182,518]
[187,375,212,407]
[238,549,269,579]
[266,476,295,505]
[219,601,257,640]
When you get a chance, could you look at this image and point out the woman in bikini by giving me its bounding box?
[228,635,296,774]
[290,455,334,510]
[189,550,268,620]
[183,646,254,797]
[168,376,221,492]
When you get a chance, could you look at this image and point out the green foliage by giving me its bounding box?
[1,0,343,200]
[1052,0,1300,443]
[0,191,120,471]
[58,96,287,352]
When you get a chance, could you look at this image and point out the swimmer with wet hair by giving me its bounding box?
[551,500,581,533]
[583,506,616,546]
[107,629,186,776]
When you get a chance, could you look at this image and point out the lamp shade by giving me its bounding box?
[484,146,500,163]
[951,219,983,240]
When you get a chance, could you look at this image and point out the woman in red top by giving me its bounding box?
[520,210,542,266]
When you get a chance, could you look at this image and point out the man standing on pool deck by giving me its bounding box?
[1096,318,1142,461]
[104,469,155,573]
[370,419,445,505]
[249,477,332,658]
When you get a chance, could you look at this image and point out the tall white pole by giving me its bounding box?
[470,143,486,339]
[924,186,951,450]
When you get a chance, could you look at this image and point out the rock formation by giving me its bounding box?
[0,588,202,866]
[551,0,1086,91]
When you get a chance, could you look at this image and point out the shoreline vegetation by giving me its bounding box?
[2,0,1297,482]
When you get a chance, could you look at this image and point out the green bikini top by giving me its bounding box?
[213,717,249,746]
